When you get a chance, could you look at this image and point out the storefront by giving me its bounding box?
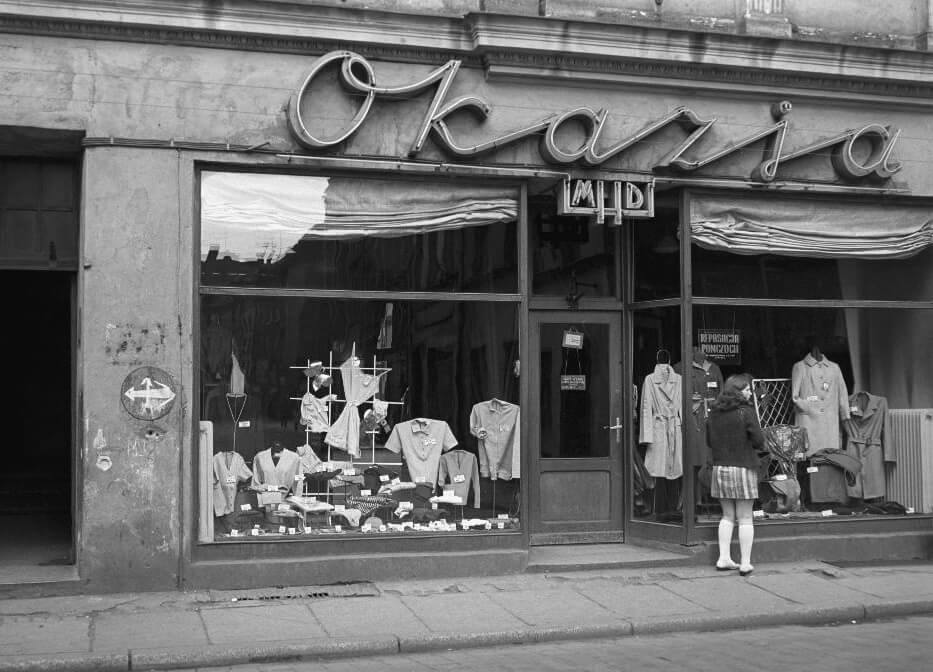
[3,6,932,593]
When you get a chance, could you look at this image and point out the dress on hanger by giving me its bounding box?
[843,391,890,500]
[469,398,521,480]
[212,451,252,516]
[252,447,302,494]
[438,449,481,508]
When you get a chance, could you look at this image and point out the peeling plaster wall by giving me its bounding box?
[80,148,189,592]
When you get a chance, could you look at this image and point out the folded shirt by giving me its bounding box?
[429,494,464,506]
[286,496,335,513]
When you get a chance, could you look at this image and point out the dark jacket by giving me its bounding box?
[706,397,764,469]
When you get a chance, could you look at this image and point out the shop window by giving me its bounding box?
[690,306,933,524]
[201,172,518,293]
[529,194,618,297]
[690,193,933,300]
[198,172,522,541]
[632,207,680,301]
[630,306,682,524]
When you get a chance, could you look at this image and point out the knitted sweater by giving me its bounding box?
[706,400,764,469]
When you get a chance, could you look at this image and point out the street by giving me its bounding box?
[175,614,933,672]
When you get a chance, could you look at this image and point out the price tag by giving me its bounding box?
[753,510,764,518]
[454,474,466,483]
[707,381,718,388]
[287,527,296,535]
[266,485,278,492]
[807,466,819,474]
[794,452,806,460]
[225,476,236,484]
[399,501,413,511]
[360,489,372,496]
[431,502,438,510]
[344,468,356,476]
[380,474,390,482]
[278,525,287,534]
[294,474,304,481]
[497,522,505,529]
[334,504,345,512]
[821,510,834,517]
[773,474,787,481]
[806,395,819,402]
[850,406,859,413]
[230,529,239,537]
[334,525,342,533]
[906,507,915,514]
[484,522,492,530]
[379,525,387,532]
[391,477,401,485]
[276,504,290,512]
[240,504,252,512]
[443,489,455,498]
[497,514,509,520]
[238,420,251,428]
[250,528,259,536]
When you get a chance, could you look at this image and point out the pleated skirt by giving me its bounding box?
[711,465,758,500]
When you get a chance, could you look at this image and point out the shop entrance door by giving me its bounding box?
[529,312,623,543]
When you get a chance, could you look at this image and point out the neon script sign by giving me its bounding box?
[287,51,901,183]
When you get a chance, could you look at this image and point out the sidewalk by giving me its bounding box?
[1,557,932,672]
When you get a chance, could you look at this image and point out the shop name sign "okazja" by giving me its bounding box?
[287,51,901,183]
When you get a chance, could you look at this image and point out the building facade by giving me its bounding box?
[2,0,933,593]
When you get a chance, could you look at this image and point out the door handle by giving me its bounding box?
[602,417,623,442]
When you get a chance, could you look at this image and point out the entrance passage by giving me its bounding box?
[529,312,623,544]
[0,270,73,568]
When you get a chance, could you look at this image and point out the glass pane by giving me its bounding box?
[530,194,618,297]
[539,322,610,458]
[201,295,521,540]
[632,207,680,301]
[692,245,933,301]
[691,306,933,525]
[631,306,682,524]
[200,172,518,292]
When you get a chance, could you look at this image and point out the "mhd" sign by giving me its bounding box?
[557,178,654,224]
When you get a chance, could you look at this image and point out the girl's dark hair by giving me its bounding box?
[711,373,753,410]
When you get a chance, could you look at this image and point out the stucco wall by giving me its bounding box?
[79,147,191,591]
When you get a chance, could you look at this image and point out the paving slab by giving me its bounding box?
[660,575,795,612]
[832,572,933,600]
[309,596,426,637]
[575,581,709,618]
[0,615,90,656]
[746,572,871,605]
[200,603,325,644]
[485,587,620,627]
[92,610,208,652]
[399,592,526,633]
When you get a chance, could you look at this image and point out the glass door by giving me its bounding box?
[528,311,624,543]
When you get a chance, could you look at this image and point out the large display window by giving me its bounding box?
[198,171,521,541]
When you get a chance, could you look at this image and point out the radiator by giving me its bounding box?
[885,409,933,513]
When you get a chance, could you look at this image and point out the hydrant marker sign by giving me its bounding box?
[698,329,742,365]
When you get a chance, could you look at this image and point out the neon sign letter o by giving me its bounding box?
[286,51,376,150]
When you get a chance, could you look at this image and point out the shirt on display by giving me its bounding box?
[469,399,521,480]
[252,448,302,495]
[385,418,457,486]
[438,448,482,508]
[212,451,252,517]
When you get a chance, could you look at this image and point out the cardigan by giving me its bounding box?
[706,402,764,470]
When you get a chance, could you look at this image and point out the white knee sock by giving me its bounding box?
[738,523,754,568]
[717,519,735,563]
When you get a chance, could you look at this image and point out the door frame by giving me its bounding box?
[527,310,624,544]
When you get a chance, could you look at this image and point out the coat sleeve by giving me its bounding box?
[791,360,807,412]
[638,376,654,444]
[744,407,765,451]
[835,364,851,421]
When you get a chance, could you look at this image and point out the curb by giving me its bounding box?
[1,601,932,672]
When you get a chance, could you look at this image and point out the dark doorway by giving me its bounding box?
[0,270,74,567]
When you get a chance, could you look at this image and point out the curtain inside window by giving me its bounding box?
[690,194,933,259]
[201,172,517,263]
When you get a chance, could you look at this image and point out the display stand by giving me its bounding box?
[225,393,247,453]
